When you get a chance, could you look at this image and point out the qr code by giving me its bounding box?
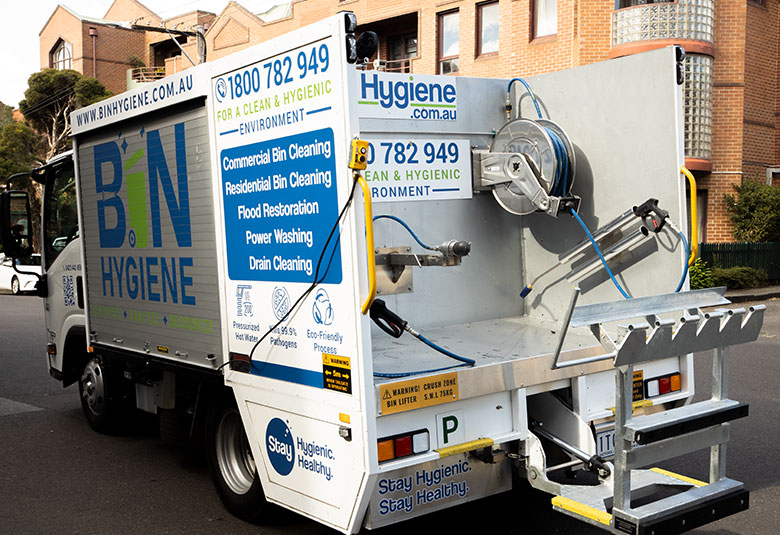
[63,275,75,307]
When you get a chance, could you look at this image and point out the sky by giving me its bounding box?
[0,0,250,108]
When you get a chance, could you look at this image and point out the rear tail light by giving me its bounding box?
[377,429,429,463]
[644,372,682,398]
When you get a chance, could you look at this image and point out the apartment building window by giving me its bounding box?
[51,40,72,70]
[478,2,499,56]
[388,34,417,73]
[438,10,459,74]
[534,0,557,38]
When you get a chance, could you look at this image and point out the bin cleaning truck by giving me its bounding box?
[0,12,764,534]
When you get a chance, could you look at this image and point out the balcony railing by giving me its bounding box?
[612,0,714,47]
[357,58,414,74]
[130,67,166,83]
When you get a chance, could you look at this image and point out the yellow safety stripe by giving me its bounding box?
[435,438,494,458]
[606,399,654,415]
[551,496,612,526]
[650,467,706,487]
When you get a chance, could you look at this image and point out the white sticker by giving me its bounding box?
[363,138,472,202]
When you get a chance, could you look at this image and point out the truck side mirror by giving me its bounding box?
[0,190,34,258]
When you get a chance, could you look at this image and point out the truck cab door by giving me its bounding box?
[40,156,85,383]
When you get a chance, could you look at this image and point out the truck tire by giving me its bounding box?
[78,355,118,433]
[11,276,20,294]
[206,399,268,522]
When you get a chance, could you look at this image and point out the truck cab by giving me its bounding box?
[34,151,87,387]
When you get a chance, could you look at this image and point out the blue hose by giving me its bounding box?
[373,362,471,378]
[417,334,475,366]
[675,230,690,293]
[372,333,475,378]
[373,214,436,251]
[507,78,543,119]
[569,209,632,299]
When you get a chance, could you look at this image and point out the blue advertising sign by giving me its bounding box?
[221,128,341,283]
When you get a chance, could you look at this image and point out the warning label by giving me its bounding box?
[323,354,352,394]
[633,370,644,401]
[379,372,459,415]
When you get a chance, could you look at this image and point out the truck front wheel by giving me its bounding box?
[78,356,115,433]
[207,401,268,523]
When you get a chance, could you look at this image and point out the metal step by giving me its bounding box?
[613,478,748,535]
[624,399,749,445]
[552,469,749,535]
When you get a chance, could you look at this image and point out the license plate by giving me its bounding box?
[596,428,615,458]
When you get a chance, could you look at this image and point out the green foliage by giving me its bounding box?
[0,122,42,177]
[0,122,44,252]
[724,180,780,242]
[710,266,768,290]
[0,101,14,130]
[74,77,112,108]
[19,69,111,160]
[128,55,146,69]
[689,258,713,290]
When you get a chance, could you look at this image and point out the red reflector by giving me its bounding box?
[394,435,413,458]
[228,352,250,372]
[659,376,671,395]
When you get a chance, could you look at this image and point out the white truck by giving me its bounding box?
[0,13,765,534]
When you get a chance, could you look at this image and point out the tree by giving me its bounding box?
[724,179,780,242]
[19,69,111,161]
[0,122,41,177]
[0,122,45,252]
[0,101,14,130]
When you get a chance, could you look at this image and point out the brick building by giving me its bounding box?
[40,0,780,243]
[39,0,215,96]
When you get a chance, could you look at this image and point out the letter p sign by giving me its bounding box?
[436,409,464,447]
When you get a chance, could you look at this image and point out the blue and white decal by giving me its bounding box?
[362,138,472,202]
[220,128,341,283]
[266,417,295,476]
[92,122,196,307]
[72,72,198,134]
[265,416,335,481]
[357,72,458,121]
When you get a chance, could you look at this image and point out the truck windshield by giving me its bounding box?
[43,161,78,270]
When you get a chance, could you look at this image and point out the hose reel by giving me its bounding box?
[474,117,580,217]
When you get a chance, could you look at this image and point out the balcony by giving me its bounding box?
[357,12,417,74]
[126,67,166,90]
[612,0,714,48]
[360,58,415,73]
[612,0,715,167]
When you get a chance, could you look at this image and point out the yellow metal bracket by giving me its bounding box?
[680,166,698,266]
[606,399,654,415]
[349,138,376,315]
[435,437,494,458]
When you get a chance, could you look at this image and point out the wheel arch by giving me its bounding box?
[61,325,89,387]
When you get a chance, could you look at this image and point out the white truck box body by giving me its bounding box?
[64,14,756,534]
[76,102,223,367]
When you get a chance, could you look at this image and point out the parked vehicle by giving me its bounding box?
[0,253,41,294]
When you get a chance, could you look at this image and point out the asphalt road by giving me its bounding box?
[1,292,778,534]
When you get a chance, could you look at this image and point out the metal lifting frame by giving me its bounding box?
[546,288,763,532]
